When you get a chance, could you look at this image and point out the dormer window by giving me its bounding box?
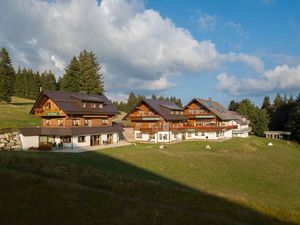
[82,102,86,108]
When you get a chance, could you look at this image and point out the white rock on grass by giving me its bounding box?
[204,145,211,150]
[267,142,273,146]
[159,145,166,150]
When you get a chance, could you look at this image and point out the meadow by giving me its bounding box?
[1,137,300,225]
[0,96,39,129]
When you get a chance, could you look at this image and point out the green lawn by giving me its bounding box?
[0,96,39,128]
[1,137,300,225]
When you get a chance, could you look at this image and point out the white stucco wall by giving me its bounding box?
[20,135,39,150]
[72,135,91,147]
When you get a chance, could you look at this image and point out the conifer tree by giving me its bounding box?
[0,47,15,102]
[78,50,104,95]
[60,56,80,92]
[40,70,56,91]
[261,96,272,112]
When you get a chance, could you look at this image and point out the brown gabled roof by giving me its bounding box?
[30,90,119,116]
[19,123,123,136]
[228,111,250,125]
[124,99,187,121]
[185,98,236,121]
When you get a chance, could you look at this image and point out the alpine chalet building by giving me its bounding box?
[124,98,250,143]
[19,90,122,150]
[183,98,250,139]
[123,99,187,143]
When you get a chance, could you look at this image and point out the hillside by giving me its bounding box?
[0,96,39,129]
[1,137,300,225]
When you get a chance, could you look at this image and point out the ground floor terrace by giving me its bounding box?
[18,124,123,150]
[134,126,237,143]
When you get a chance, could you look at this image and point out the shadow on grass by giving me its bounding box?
[8,102,34,106]
[0,150,297,225]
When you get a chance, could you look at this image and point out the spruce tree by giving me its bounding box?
[0,47,15,102]
[40,70,56,91]
[78,50,104,95]
[60,56,80,92]
[261,96,272,113]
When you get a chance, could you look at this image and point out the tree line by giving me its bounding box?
[228,93,300,141]
[112,92,183,113]
[0,47,104,102]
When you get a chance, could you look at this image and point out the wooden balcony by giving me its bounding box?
[130,115,160,121]
[185,113,216,119]
[35,108,62,117]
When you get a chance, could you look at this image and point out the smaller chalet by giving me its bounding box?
[123,99,187,143]
[19,90,123,150]
[183,98,250,139]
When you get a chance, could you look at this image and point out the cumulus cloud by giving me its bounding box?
[0,0,263,95]
[216,64,300,95]
[197,13,217,31]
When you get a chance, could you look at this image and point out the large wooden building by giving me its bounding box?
[19,90,122,150]
[124,98,250,142]
[183,98,250,140]
[123,99,187,143]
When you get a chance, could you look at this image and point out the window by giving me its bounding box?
[82,102,86,108]
[159,134,163,140]
[78,136,86,143]
[188,132,191,137]
[45,102,51,110]
[136,132,142,139]
[57,119,63,127]
[174,133,178,138]
[149,134,155,140]
[102,119,108,125]
[99,104,103,108]
[201,132,205,136]
[170,111,174,115]
[163,134,168,140]
[138,110,145,116]
[62,136,71,143]
[92,103,96,108]
[84,119,91,127]
[45,119,51,126]
[72,119,81,126]
[195,132,198,136]
[136,122,141,127]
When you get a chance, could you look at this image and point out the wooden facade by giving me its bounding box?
[34,95,113,128]
[183,99,237,132]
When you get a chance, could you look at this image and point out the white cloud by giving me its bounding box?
[197,13,217,31]
[0,0,263,96]
[216,64,300,95]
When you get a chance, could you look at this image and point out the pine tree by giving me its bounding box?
[261,96,272,112]
[78,50,104,95]
[0,47,15,102]
[40,70,56,91]
[60,56,80,92]
[151,94,157,99]
[228,100,239,111]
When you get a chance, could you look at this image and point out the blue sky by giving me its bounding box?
[0,0,300,106]
[146,0,300,105]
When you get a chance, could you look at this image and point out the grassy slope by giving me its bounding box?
[0,96,39,128]
[1,137,300,225]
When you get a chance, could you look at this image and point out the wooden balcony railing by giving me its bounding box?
[35,108,62,117]
[130,115,160,121]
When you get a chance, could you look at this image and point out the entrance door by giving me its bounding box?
[107,134,113,144]
[182,133,186,140]
[90,135,101,146]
